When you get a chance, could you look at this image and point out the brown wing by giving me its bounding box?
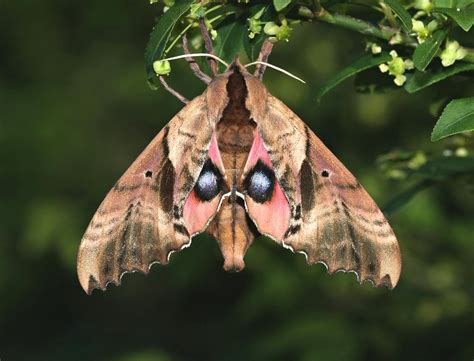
[247,88,401,289]
[77,95,216,294]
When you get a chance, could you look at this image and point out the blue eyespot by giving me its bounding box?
[245,160,275,203]
[195,160,222,201]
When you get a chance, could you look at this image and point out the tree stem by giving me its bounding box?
[314,8,416,47]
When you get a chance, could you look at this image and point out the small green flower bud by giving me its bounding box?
[389,32,403,45]
[276,22,292,41]
[298,6,314,18]
[210,29,217,40]
[404,59,415,70]
[407,152,427,169]
[248,17,263,37]
[153,60,171,76]
[412,19,423,32]
[440,40,467,67]
[263,22,280,36]
[455,147,468,157]
[371,43,382,54]
[387,169,407,180]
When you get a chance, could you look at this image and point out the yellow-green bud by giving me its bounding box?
[371,43,382,54]
[455,147,468,157]
[276,22,292,41]
[440,40,467,67]
[153,60,171,76]
[248,17,263,37]
[263,22,280,36]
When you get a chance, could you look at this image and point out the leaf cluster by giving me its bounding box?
[145,0,474,211]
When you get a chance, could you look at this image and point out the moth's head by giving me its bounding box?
[224,57,251,77]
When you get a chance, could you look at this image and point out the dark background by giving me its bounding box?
[1,1,473,360]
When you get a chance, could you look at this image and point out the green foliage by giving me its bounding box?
[432,97,474,140]
[143,0,474,142]
[144,0,194,88]
[273,0,292,12]
[383,0,413,32]
[434,7,474,31]
[412,29,448,71]
[214,19,247,64]
[316,53,392,100]
[405,63,474,92]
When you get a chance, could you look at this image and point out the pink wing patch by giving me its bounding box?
[243,130,291,241]
[183,134,225,235]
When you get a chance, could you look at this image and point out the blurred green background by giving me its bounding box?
[1,1,473,360]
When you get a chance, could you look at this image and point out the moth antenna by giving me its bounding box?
[245,61,306,84]
[161,53,229,68]
[182,34,212,84]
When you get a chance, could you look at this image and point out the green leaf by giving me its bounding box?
[144,0,194,87]
[405,62,474,93]
[432,97,474,140]
[384,156,474,213]
[383,180,433,215]
[273,0,292,11]
[434,0,456,6]
[414,157,474,179]
[244,32,267,61]
[457,0,474,7]
[383,0,413,32]
[354,67,398,93]
[434,0,474,7]
[412,29,448,71]
[316,53,391,100]
[214,19,247,65]
[434,8,474,31]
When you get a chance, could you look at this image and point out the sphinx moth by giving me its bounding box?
[77,60,401,294]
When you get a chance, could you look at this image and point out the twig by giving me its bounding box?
[199,18,219,75]
[159,76,189,104]
[298,5,417,48]
[182,35,212,84]
[254,40,274,79]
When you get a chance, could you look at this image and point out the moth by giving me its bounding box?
[77,58,401,294]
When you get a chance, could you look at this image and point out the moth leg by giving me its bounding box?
[254,39,274,79]
[159,76,189,104]
[199,18,218,76]
[182,34,212,85]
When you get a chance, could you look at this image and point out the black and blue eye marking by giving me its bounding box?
[244,160,275,203]
[194,160,223,202]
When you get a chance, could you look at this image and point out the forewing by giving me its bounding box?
[77,95,217,294]
[248,92,401,289]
